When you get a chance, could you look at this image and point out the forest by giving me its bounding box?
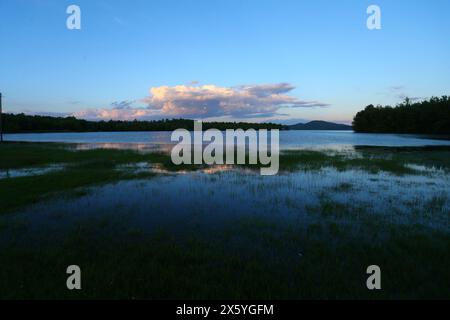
[353,96,450,134]
[0,114,282,133]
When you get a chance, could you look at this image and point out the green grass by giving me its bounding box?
[0,143,166,214]
[1,215,449,299]
[0,142,215,214]
[0,167,152,214]
[356,146,450,171]
[279,150,413,174]
[276,146,450,174]
[331,182,353,192]
[0,142,169,170]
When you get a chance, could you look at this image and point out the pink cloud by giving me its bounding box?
[73,83,329,120]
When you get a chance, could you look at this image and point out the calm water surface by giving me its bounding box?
[5,131,450,150]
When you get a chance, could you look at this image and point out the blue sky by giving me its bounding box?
[0,0,449,124]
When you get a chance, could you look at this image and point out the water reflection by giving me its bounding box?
[0,165,64,180]
[5,131,450,151]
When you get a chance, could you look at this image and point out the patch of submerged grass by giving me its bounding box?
[0,142,148,169]
[278,150,418,175]
[424,195,448,214]
[0,143,201,212]
[331,182,353,192]
[0,143,168,214]
[278,146,450,175]
[0,142,205,173]
[356,146,450,172]
[280,146,450,175]
[317,200,349,218]
[0,165,155,214]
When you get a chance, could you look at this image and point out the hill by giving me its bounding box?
[287,120,352,130]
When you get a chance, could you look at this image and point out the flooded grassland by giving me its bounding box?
[0,142,449,299]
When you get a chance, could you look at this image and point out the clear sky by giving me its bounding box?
[1,0,449,124]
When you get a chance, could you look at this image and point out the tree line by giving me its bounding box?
[352,96,450,134]
[1,113,283,133]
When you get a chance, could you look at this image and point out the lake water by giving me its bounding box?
[4,130,450,150]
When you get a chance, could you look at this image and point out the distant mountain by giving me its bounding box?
[287,120,352,131]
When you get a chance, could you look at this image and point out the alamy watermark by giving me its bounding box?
[65,5,380,31]
[66,265,82,290]
[170,121,280,176]
[367,5,382,30]
[64,263,381,291]
[66,5,81,30]
[366,265,381,290]
[65,4,380,31]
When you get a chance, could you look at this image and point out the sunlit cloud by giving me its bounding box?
[72,83,329,121]
[73,107,160,121]
[144,83,328,118]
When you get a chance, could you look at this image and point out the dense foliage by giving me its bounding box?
[353,96,450,134]
[1,114,282,133]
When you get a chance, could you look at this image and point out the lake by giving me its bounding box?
[4,130,450,150]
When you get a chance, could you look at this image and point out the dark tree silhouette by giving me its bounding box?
[1,114,283,133]
[353,96,450,134]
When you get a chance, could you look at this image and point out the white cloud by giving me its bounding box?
[73,83,329,121]
[144,83,328,118]
[73,107,160,121]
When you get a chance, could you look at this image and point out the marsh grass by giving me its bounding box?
[1,142,449,214]
[278,150,414,174]
[2,142,449,173]
[0,142,164,214]
[1,214,449,299]
[279,146,450,174]
[330,182,354,192]
[1,142,449,299]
